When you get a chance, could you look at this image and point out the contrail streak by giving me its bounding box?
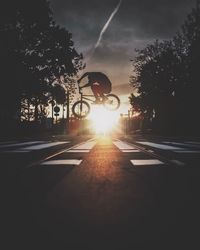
[94,0,122,49]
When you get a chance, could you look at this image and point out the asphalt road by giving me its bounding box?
[2,135,200,249]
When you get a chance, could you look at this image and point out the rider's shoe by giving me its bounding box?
[92,99,101,105]
[102,96,113,105]
[102,96,109,102]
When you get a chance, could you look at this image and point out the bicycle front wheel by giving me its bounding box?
[72,100,90,118]
[103,94,120,111]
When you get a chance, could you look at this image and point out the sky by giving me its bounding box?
[49,0,196,113]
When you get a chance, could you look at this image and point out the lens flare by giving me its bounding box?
[88,106,119,134]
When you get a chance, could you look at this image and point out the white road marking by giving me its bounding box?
[113,140,136,150]
[0,141,45,148]
[67,150,90,153]
[121,149,140,153]
[170,160,185,166]
[130,159,164,166]
[164,141,198,148]
[186,141,200,145]
[136,141,183,150]
[0,150,31,153]
[173,150,200,154]
[21,142,69,150]
[41,159,82,166]
[163,141,191,147]
[68,141,97,150]
[25,138,97,168]
[148,150,154,153]
[0,141,17,145]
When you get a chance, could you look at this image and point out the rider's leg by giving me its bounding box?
[91,85,102,102]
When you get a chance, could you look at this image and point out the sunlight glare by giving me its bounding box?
[88,106,119,134]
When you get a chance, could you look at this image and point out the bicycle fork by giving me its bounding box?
[80,93,83,113]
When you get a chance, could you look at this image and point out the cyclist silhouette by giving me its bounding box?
[77,72,112,104]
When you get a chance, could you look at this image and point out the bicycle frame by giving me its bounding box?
[78,84,110,103]
[72,85,120,118]
[78,87,104,104]
[79,91,95,103]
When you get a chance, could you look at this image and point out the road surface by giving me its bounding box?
[2,135,200,249]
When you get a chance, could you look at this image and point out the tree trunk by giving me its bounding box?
[51,101,54,127]
[28,98,30,122]
[66,91,70,133]
[34,99,38,122]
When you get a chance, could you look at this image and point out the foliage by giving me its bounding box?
[0,0,84,124]
[130,0,200,134]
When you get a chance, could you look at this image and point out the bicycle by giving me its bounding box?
[72,85,120,118]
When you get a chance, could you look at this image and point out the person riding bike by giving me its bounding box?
[77,72,112,104]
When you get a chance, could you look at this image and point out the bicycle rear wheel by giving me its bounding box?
[72,100,90,118]
[103,94,120,111]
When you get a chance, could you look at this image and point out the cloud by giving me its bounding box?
[50,0,196,38]
[49,0,197,99]
[94,0,122,49]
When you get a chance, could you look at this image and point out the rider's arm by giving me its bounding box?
[78,72,89,84]
[80,82,92,88]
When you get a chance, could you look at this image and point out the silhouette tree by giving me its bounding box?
[0,0,84,127]
[51,84,66,105]
[130,0,200,135]
[177,0,200,132]
[0,1,52,121]
[130,40,179,133]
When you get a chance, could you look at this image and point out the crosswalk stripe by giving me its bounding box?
[163,141,191,147]
[0,141,45,148]
[67,150,90,153]
[136,141,183,150]
[0,150,31,153]
[41,159,82,166]
[186,141,200,145]
[173,150,200,153]
[170,160,185,166]
[130,159,164,166]
[20,142,69,150]
[0,141,17,145]
[67,141,96,151]
[121,149,140,153]
[113,140,137,150]
[163,141,200,148]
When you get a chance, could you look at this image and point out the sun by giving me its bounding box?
[88,106,120,134]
